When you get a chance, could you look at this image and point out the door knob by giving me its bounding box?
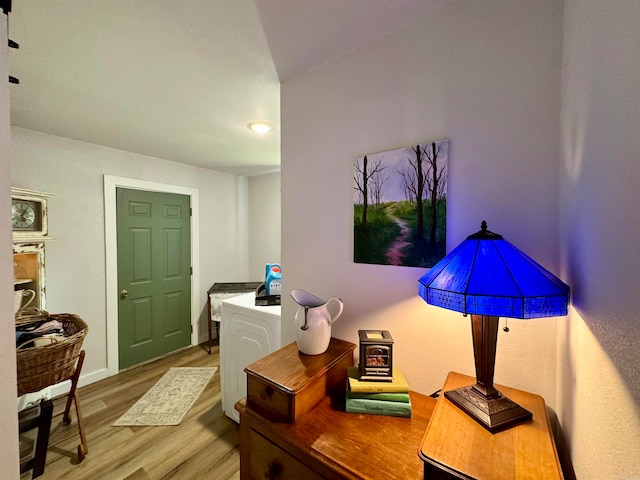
[120,289,128,299]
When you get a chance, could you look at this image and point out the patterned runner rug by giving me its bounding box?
[113,367,217,426]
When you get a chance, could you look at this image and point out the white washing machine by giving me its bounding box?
[220,292,281,423]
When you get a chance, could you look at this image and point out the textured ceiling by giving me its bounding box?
[8,0,446,176]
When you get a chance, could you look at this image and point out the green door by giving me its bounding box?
[116,188,192,369]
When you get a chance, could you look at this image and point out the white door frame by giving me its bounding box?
[104,175,200,376]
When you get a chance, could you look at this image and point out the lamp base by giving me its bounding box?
[444,386,532,433]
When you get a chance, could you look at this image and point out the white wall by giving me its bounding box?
[1,15,20,478]
[559,0,640,478]
[248,172,281,281]
[281,0,640,477]
[282,0,563,403]
[10,127,251,380]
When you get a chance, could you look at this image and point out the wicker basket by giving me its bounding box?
[16,311,88,397]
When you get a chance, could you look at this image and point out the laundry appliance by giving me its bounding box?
[220,292,281,423]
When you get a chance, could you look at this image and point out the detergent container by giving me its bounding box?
[264,263,282,296]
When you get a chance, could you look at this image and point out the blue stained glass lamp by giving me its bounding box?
[418,221,569,432]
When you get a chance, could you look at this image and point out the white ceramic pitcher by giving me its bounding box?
[291,289,344,355]
[14,289,36,316]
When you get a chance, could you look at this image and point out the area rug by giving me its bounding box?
[113,367,217,426]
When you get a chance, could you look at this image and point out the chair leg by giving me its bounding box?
[63,351,85,425]
[73,389,88,460]
[61,350,88,461]
[207,295,212,354]
[62,394,73,426]
[32,398,53,478]
[18,398,54,479]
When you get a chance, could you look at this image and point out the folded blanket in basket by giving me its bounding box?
[16,319,65,348]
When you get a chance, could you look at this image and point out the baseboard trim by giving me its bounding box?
[49,368,110,399]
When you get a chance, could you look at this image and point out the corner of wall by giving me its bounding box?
[1,12,21,477]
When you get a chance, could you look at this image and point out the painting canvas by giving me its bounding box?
[353,139,448,268]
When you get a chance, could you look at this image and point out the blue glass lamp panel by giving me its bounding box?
[425,243,477,294]
[523,295,568,318]
[464,240,524,298]
[418,241,474,313]
[465,294,525,318]
[494,240,570,297]
[425,288,468,314]
[427,288,568,319]
[418,240,471,290]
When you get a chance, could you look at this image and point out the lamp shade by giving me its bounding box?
[418,221,569,319]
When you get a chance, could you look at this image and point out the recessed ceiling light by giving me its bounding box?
[247,121,275,134]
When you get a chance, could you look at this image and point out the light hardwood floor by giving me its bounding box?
[20,342,240,480]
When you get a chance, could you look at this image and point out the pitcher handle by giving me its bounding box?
[22,290,36,310]
[16,290,36,316]
[326,297,344,325]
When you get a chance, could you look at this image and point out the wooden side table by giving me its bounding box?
[419,372,564,479]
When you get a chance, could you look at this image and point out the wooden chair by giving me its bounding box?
[18,349,88,478]
[19,398,53,479]
[17,313,89,467]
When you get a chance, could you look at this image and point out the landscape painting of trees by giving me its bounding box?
[354,139,448,268]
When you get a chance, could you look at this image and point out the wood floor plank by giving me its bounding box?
[19,343,240,480]
[123,467,153,480]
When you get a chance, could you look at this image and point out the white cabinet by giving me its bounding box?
[12,188,52,316]
[220,292,281,423]
[13,242,46,314]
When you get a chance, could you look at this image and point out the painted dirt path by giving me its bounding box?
[385,206,411,265]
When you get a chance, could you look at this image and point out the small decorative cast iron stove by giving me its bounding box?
[358,330,394,381]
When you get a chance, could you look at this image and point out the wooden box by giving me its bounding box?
[245,337,355,423]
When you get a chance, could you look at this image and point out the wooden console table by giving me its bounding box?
[236,339,437,479]
[237,346,563,480]
[419,372,564,479]
[237,391,436,479]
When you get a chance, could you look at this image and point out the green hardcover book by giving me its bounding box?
[347,367,410,393]
[345,397,412,418]
[346,391,410,403]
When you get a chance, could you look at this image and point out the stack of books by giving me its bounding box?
[346,367,411,418]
